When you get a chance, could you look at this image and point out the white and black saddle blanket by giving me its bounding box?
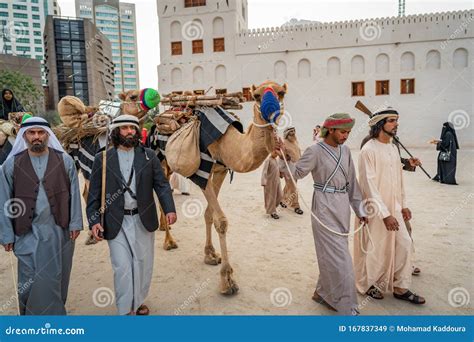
[148,106,243,189]
[69,134,107,180]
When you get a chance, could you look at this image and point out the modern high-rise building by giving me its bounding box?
[44,16,115,108]
[0,0,61,84]
[75,0,140,94]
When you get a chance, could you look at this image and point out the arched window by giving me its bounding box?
[274,60,287,80]
[171,67,182,85]
[351,55,365,74]
[375,53,390,73]
[327,57,341,76]
[426,50,441,70]
[213,17,224,36]
[297,59,311,78]
[193,66,204,84]
[453,48,468,69]
[215,65,226,84]
[400,51,415,71]
[170,21,181,40]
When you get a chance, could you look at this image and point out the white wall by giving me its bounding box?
[157,7,473,148]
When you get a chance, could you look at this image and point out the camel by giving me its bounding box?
[146,80,287,294]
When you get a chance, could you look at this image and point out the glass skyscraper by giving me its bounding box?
[0,0,61,85]
[75,0,139,94]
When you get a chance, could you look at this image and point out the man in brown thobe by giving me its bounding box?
[261,152,283,219]
[281,127,303,215]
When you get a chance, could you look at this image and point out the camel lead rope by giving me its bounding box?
[278,146,374,253]
[9,251,20,316]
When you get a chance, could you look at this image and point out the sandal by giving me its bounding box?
[412,267,421,276]
[294,208,304,215]
[393,290,425,304]
[366,285,384,300]
[312,291,337,312]
[136,304,150,315]
[279,202,287,208]
[270,213,280,219]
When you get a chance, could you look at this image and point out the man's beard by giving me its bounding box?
[119,134,139,148]
[28,140,47,153]
[383,127,397,137]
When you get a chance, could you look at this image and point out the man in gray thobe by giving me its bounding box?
[291,113,367,315]
[87,115,176,315]
[0,117,83,315]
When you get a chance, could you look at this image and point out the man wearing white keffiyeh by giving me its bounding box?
[0,116,83,315]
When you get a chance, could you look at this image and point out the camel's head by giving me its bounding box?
[251,81,287,127]
[119,88,161,120]
[251,81,287,103]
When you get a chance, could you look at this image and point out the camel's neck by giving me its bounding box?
[208,120,275,174]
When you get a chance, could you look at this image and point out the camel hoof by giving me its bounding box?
[204,253,222,265]
[221,282,239,296]
[163,240,178,250]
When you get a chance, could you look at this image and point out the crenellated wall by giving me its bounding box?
[157,8,473,148]
[236,11,473,55]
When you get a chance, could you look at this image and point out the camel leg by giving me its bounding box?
[202,168,239,295]
[204,167,227,265]
[159,161,178,250]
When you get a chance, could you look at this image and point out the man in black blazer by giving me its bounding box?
[87,114,176,315]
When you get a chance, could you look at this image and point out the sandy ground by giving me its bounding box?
[0,147,472,316]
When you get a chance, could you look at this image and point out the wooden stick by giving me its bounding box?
[355,100,373,116]
[393,136,432,179]
[100,150,106,229]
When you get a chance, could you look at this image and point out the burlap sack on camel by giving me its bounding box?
[165,119,201,177]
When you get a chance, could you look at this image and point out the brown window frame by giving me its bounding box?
[215,88,227,95]
[400,78,415,94]
[193,89,205,95]
[171,41,182,56]
[376,80,390,95]
[192,39,204,54]
[213,37,225,52]
[351,81,365,97]
[185,0,206,8]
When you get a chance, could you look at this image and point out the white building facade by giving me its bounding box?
[0,0,61,85]
[157,1,473,147]
[76,0,139,95]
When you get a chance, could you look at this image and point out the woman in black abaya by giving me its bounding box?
[432,122,459,185]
